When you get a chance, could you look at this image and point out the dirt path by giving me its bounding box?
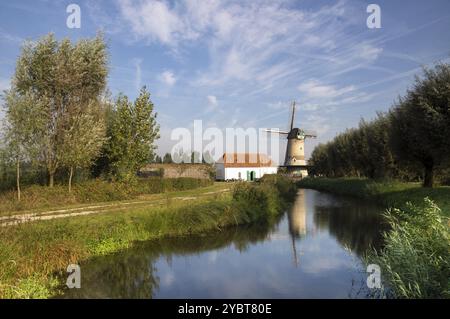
[0,188,230,227]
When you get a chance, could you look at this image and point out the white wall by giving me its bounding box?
[216,166,277,181]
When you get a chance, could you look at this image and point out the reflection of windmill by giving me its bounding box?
[265,101,316,177]
[287,189,307,267]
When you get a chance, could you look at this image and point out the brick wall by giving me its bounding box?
[139,164,213,180]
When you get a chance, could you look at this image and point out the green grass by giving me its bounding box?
[297,177,450,216]
[0,176,296,299]
[0,177,213,215]
[367,199,450,298]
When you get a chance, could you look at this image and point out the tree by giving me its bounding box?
[13,33,108,187]
[154,155,162,163]
[163,153,172,164]
[60,101,107,192]
[2,89,46,199]
[108,87,159,179]
[389,63,450,187]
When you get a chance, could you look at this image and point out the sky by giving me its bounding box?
[0,0,450,163]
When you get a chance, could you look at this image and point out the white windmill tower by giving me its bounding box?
[265,101,316,178]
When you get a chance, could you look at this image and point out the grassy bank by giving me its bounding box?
[0,177,213,215]
[0,176,296,298]
[297,177,450,216]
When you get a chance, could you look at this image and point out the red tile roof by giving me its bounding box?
[217,153,274,168]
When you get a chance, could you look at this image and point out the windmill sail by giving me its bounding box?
[264,129,289,135]
[289,101,296,131]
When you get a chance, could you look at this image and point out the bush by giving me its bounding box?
[259,174,298,201]
[367,198,450,298]
[232,175,297,221]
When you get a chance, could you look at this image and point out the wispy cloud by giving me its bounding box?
[0,28,23,44]
[298,80,355,99]
[132,58,142,91]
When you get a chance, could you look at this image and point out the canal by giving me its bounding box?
[61,189,387,298]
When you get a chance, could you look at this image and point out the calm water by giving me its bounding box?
[61,189,387,299]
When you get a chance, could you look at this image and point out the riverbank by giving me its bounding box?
[0,176,296,298]
[298,177,450,298]
[297,177,450,216]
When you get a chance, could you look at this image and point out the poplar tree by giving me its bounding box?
[107,87,159,180]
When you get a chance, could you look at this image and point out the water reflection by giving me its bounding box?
[288,189,307,267]
[312,193,387,256]
[59,189,386,299]
[60,217,282,298]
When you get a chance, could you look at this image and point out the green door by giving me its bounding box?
[246,171,251,181]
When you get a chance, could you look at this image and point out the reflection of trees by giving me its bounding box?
[60,249,160,299]
[313,201,388,256]
[59,215,282,299]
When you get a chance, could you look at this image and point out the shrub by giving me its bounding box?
[232,175,297,220]
[367,198,450,298]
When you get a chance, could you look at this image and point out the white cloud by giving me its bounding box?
[118,0,185,45]
[298,80,355,99]
[159,70,177,86]
[357,43,383,61]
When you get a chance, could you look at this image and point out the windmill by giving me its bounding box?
[265,101,316,177]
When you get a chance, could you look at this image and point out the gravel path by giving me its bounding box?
[0,188,230,227]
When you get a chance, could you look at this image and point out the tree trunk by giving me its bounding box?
[423,162,434,188]
[68,166,73,193]
[49,172,55,187]
[16,159,21,201]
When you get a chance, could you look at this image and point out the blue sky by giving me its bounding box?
[1,0,450,161]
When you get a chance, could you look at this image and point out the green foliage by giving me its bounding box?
[309,62,450,187]
[11,33,109,187]
[309,113,401,179]
[367,199,450,298]
[106,87,159,179]
[389,63,450,187]
[163,153,173,164]
[232,175,297,220]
